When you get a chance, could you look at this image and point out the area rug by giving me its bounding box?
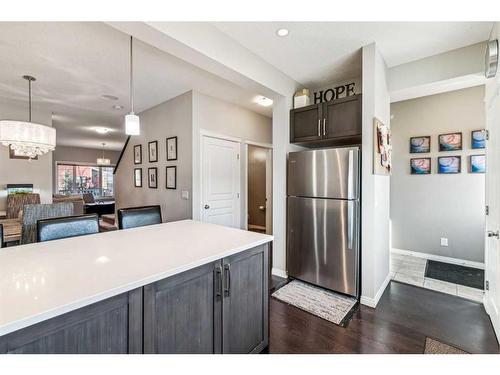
[425,260,484,290]
[424,337,469,354]
[271,279,357,326]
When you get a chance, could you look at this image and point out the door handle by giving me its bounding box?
[224,263,231,296]
[323,118,326,136]
[204,204,210,209]
[215,266,222,298]
[317,119,321,137]
[488,230,499,239]
[347,200,354,250]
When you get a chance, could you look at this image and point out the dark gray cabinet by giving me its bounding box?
[0,288,143,354]
[290,94,362,147]
[0,244,269,354]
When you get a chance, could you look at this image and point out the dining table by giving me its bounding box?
[0,218,22,245]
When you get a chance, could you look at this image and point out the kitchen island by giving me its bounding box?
[0,220,272,354]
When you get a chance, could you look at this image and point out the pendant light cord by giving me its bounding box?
[130,36,134,114]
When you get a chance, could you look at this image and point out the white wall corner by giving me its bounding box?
[360,272,391,308]
[271,268,288,279]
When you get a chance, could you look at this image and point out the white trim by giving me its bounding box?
[199,129,242,144]
[484,294,500,340]
[391,248,485,270]
[271,268,288,279]
[360,273,391,308]
[244,140,273,149]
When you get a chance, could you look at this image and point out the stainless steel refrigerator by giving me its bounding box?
[287,147,360,297]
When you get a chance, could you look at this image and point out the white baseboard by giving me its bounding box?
[360,272,391,308]
[271,268,288,278]
[484,295,500,340]
[391,248,485,270]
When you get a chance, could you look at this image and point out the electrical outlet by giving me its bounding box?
[440,238,449,247]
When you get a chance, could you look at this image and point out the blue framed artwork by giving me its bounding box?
[471,130,486,149]
[438,156,461,174]
[470,154,486,173]
[410,136,430,153]
[410,158,431,175]
[439,132,462,151]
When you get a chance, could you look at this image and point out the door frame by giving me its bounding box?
[199,130,242,228]
[243,141,273,234]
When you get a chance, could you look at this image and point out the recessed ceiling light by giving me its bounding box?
[255,96,273,107]
[113,104,124,110]
[101,94,119,101]
[276,28,289,37]
[95,127,110,134]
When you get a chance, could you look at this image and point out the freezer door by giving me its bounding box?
[287,196,359,296]
[288,147,359,200]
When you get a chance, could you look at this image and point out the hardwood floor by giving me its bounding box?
[269,280,499,354]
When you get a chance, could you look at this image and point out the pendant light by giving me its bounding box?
[0,75,56,159]
[125,36,140,135]
[97,142,111,165]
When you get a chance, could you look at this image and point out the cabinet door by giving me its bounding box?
[290,104,322,143]
[323,94,362,139]
[222,244,269,354]
[143,260,222,354]
[0,288,143,354]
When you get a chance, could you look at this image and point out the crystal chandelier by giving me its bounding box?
[97,142,111,165]
[0,75,56,159]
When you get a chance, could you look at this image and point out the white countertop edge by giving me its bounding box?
[0,236,272,337]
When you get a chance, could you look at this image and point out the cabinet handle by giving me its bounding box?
[323,118,327,136]
[317,119,321,137]
[224,263,231,296]
[215,266,222,298]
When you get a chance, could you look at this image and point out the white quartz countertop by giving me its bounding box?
[0,220,273,336]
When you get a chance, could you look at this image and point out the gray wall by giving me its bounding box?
[114,91,193,222]
[390,85,485,263]
[52,145,121,193]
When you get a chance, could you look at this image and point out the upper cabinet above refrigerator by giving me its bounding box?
[290,94,362,147]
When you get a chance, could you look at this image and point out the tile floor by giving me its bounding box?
[390,252,484,303]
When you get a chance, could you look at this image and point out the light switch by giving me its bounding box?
[440,238,448,247]
[181,190,189,200]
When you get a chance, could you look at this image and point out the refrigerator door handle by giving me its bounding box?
[317,119,321,136]
[347,149,354,199]
[347,200,354,250]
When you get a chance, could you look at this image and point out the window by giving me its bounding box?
[57,163,115,197]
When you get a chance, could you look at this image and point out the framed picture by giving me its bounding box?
[166,136,178,161]
[438,156,461,174]
[134,168,143,187]
[134,145,142,165]
[410,158,431,175]
[9,148,38,160]
[470,154,486,173]
[166,166,177,189]
[148,167,158,188]
[471,130,486,149]
[439,132,462,151]
[373,117,391,176]
[409,136,430,153]
[148,141,158,162]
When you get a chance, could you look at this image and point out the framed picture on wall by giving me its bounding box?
[166,136,178,161]
[148,167,158,188]
[410,158,431,175]
[471,130,486,149]
[438,132,462,151]
[166,166,177,189]
[470,154,486,173]
[9,148,38,160]
[409,136,430,153]
[148,141,158,162]
[133,145,142,164]
[438,156,461,174]
[134,168,143,187]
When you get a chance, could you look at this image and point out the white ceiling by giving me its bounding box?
[213,22,494,88]
[0,22,272,151]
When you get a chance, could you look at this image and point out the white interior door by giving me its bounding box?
[201,136,241,228]
[485,81,500,339]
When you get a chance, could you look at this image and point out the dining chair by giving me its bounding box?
[117,205,162,230]
[37,214,99,242]
[21,203,74,244]
[7,193,41,219]
[0,224,3,248]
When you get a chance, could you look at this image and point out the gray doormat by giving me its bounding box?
[272,280,357,327]
[425,260,484,290]
[424,337,469,354]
